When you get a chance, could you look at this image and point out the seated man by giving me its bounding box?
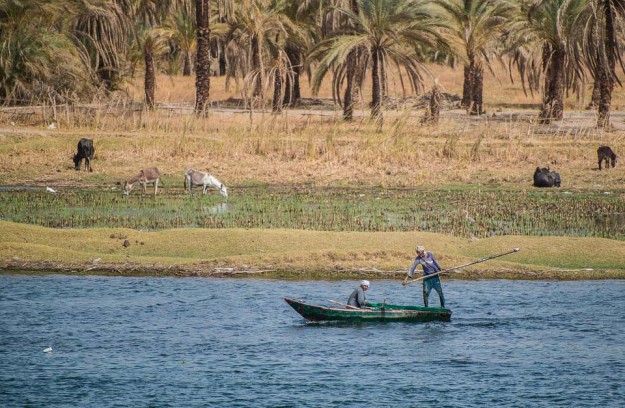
[347,280,370,309]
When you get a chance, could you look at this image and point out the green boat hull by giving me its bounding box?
[284,298,452,322]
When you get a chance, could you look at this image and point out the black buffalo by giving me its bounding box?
[533,167,561,188]
[73,138,95,172]
[597,146,617,170]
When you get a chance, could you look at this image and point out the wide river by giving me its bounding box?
[1,276,623,407]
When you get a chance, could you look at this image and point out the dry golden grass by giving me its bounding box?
[2,221,623,279]
[1,63,624,191]
[0,104,624,191]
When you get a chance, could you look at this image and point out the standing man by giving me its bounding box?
[402,246,446,308]
[347,280,370,309]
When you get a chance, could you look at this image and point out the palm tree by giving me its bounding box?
[74,0,130,91]
[136,27,170,109]
[195,0,211,114]
[271,47,286,112]
[297,1,364,118]
[587,0,625,127]
[165,7,196,76]
[309,0,444,122]
[344,0,366,121]
[436,0,513,115]
[279,1,318,108]
[0,0,94,103]
[212,0,237,76]
[222,0,296,107]
[506,0,588,123]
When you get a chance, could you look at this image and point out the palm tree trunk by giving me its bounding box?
[251,34,263,99]
[183,52,192,76]
[588,80,600,109]
[272,67,283,113]
[194,0,211,114]
[598,1,617,128]
[462,65,472,109]
[343,0,360,121]
[343,50,357,121]
[380,55,386,98]
[350,0,359,14]
[219,52,227,76]
[283,46,301,107]
[429,83,441,125]
[144,53,155,109]
[539,46,565,123]
[470,64,484,115]
[598,69,614,127]
[284,72,292,107]
[370,48,382,121]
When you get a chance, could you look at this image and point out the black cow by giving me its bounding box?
[597,146,617,170]
[73,138,95,172]
[533,167,561,188]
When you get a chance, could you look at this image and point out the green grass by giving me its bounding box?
[2,185,625,279]
[1,186,625,240]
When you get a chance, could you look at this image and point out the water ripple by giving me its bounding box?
[1,277,624,407]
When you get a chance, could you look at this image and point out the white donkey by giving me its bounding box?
[184,169,228,197]
[123,167,163,195]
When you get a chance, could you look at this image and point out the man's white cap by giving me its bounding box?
[360,280,370,286]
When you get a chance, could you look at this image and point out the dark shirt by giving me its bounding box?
[347,286,367,308]
[408,251,442,277]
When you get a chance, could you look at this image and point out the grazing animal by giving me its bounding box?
[597,146,617,170]
[73,138,95,172]
[123,167,163,195]
[533,167,561,188]
[183,169,228,197]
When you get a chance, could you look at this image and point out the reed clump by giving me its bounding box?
[1,186,624,242]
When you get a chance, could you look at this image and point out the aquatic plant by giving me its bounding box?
[1,186,624,240]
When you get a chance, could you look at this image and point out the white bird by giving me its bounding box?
[47,123,56,129]
[46,187,56,194]
[43,347,52,353]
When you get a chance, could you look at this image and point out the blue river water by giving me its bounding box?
[1,275,624,407]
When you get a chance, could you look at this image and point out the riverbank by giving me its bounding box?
[1,221,624,280]
[2,72,625,280]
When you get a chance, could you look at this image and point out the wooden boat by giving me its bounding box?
[284,298,452,323]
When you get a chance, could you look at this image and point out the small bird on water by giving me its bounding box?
[43,347,52,353]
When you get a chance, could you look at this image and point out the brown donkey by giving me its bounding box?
[123,167,163,195]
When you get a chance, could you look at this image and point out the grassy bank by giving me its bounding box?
[1,68,625,279]
[1,221,624,280]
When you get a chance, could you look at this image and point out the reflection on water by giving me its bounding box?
[203,202,231,215]
[0,186,44,191]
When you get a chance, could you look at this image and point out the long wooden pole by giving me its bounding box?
[403,247,520,285]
